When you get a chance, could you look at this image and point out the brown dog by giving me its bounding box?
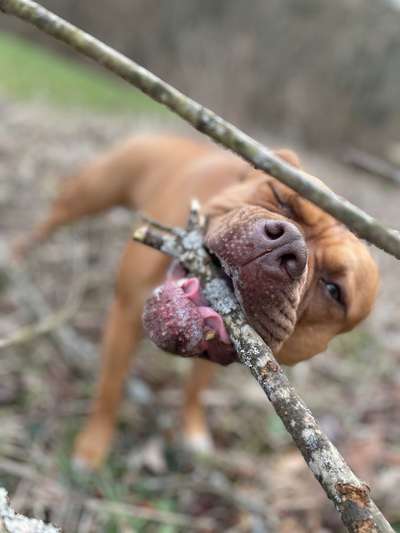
[13,135,379,470]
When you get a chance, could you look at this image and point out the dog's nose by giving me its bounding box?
[263,220,307,280]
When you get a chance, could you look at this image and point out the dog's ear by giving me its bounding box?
[275,149,301,169]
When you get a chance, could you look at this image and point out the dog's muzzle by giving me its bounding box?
[247,219,308,280]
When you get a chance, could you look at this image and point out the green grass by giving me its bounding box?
[0,31,163,114]
[55,420,181,532]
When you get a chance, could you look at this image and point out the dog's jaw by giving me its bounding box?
[142,206,309,364]
[233,260,307,351]
[205,207,308,357]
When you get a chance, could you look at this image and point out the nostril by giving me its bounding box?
[280,253,298,277]
[280,248,307,279]
[280,253,297,268]
[265,220,285,240]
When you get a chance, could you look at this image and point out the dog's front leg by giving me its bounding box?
[182,359,217,454]
[72,295,142,470]
[72,243,169,470]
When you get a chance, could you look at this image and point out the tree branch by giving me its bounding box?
[0,488,59,533]
[132,206,393,533]
[1,0,400,259]
[344,148,400,186]
[0,1,396,530]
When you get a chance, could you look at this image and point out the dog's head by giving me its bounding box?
[143,150,379,366]
[203,150,379,364]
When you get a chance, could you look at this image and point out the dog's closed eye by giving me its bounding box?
[268,183,295,217]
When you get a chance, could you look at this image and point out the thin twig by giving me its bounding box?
[0,459,213,531]
[0,1,395,530]
[344,148,400,185]
[1,0,400,259]
[136,212,183,236]
[0,243,95,364]
[131,206,393,533]
[85,499,213,530]
[0,283,80,350]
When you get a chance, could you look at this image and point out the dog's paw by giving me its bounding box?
[72,422,113,472]
[70,455,95,475]
[182,429,214,456]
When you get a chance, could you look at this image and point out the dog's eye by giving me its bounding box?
[323,280,342,304]
[268,183,294,216]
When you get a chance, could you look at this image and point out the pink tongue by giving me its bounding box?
[198,306,231,344]
[178,277,230,345]
[178,277,205,304]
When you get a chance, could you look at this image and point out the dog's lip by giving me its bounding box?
[206,249,234,284]
[181,243,301,349]
[206,246,300,349]
[209,260,296,344]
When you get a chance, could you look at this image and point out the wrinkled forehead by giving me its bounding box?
[265,175,379,321]
[270,171,335,227]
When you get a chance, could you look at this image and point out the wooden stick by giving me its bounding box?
[0,1,395,529]
[132,206,393,533]
[1,0,400,260]
[345,148,400,185]
[0,487,59,533]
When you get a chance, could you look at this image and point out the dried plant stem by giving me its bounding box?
[0,248,95,364]
[0,287,78,350]
[1,0,400,259]
[0,460,212,531]
[85,499,212,530]
[345,148,400,185]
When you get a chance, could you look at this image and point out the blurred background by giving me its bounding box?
[1,1,400,531]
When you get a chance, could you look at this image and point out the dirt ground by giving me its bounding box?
[1,97,400,532]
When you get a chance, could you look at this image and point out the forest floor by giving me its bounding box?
[1,96,400,532]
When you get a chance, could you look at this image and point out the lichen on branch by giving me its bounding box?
[132,204,393,533]
[0,0,396,530]
[0,488,59,533]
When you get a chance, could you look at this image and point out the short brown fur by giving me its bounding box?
[13,136,379,469]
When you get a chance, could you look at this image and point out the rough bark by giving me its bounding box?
[132,205,394,533]
[0,1,396,530]
[0,488,59,532]
[1,0,400,259]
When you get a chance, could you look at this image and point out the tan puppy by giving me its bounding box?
[13,135,379,470]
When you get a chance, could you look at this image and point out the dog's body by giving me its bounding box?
[13,135,379,470]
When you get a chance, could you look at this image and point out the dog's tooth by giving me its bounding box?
[204,330,216,341]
